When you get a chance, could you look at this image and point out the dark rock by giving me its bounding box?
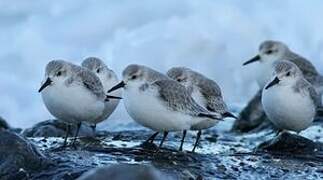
[316,107,323,121]
[22,119,93,137]
[231,90,274,133]
[139,141,158,150]
[16,129,323,179]
[0,116,9,130]
[0,129,50,179]
[77,164,173,180]
[256,132,323,156]
[0,116,22,133]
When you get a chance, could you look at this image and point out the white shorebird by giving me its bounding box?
[81,57,122,133]
[108,64,222,151]
[39,60,119,146]
[106,64,169,145]
[243,40,323,103]
[167,67,236,152]
[262,60,320,133]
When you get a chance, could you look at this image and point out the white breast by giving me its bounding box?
[123,86,201,132]
[262,85,315,132]
[41,82,105,124]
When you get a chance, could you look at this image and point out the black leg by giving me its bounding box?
[146,132,159,143]
[91,124,96,136]
[179,130,187,151]
[157,131,168,151]
[63,124,71,147]
[72,122,82,145]
[192,130,202,153]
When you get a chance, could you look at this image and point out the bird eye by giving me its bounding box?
[96,68,100,73]
[286,72,291,76]
[56,71,62,76]
[266,50,273,54]
[177,78,182,82]
[131,75,137,80]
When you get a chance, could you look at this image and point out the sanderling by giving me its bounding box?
[39,60,118,146]
[243,40,322,94]
[108,64,222,151]
[108,64,169,145]
[262,60,320,133]
[82,57,122,133]
[167,67,236,152]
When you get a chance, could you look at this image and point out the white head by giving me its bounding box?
[38,60,75,93]
[265,60,303,90]
[166,67,193,88]
[243,40,289,66]
[107,64,166,93]
[82,57,115,79]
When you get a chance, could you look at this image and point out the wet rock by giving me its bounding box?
[257,132,323,157]
[0,129,50,179]
[77,164,173,180]
[232,90,273,132]
[22,119,93,137]
[21,129,323,179]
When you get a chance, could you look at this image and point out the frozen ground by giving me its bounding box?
[1,1,323,129]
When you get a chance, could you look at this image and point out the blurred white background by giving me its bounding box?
[1,0,323,129]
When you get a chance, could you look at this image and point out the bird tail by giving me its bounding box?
[198,111,237,120]
[105,95,122,102]
[198,112,223,120]
[221,111,238,119]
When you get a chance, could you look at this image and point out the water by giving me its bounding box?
[0,0,323,129]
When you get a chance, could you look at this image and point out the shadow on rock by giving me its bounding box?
[0,129,51,179]
[77,164,173,180]
[22,119,93,138]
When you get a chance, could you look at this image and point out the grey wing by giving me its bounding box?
[288,53,318,78]
[196,78,225,111]
[206,96,228,114]
[296,79,321,108]
[313,75,323,94]
[153,80,220,118]
[198,78,222,98]
[308,85,321,108]
[77,70,105,98]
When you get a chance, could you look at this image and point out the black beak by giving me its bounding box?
[265,77,280,90]
[105,95,123,102]
[108,81,126,93]
[38,78,52,93]
[222,112,238,119]
[243,55,261,66]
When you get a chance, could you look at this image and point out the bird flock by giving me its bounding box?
[38,40,323,152]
